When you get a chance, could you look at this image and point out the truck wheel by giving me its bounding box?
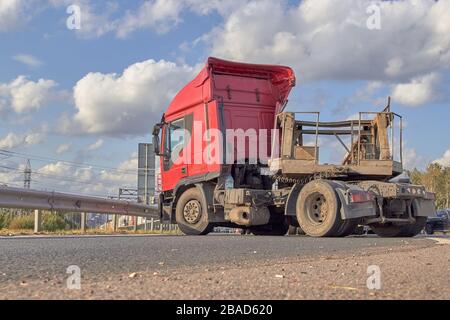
[336,219,360,237]
[175,188,213,235]
[369,223,404,237]
[370,217,427,237]
[286,216,298,235]
[250,222,289,236]
[425,224,434,235]
[399,217,427,237]
[250,224,289,236]
[296,180,343,237]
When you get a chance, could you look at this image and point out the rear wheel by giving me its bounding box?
[370,200,427,238]
[250,222,289,236]
[400,217,427,237]
[286,216,299,235]
[425,224,434,235]
[370,217,427,237]
[250,215,289,236]
[296,180,343,237]
[175,188,213,235]
[336,218,360,237]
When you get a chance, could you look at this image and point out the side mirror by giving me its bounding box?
[152,124,162,156]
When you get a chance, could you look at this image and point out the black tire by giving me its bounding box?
[250,222,289,236]
[175,187,213,235]
[370,199,428,238]
[425,224,434,235]
[336,218,360,237]
[399,217,427,237]
[370,217,427,237]
[286,216,298,235]
[296,180,343,237]
[369,223,405,237]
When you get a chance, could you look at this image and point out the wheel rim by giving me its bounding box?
[183,200,202,224]
[305,192,328,225]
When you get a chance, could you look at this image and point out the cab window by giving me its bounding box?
[163,114,193,171]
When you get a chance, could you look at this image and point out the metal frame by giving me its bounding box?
[283,109,403,167]
[357,111,403,165]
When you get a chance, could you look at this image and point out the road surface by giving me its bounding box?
[0,234,449,299]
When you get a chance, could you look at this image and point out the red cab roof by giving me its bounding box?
[164,57,296,118]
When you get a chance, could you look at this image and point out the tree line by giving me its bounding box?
[409,163,450,210]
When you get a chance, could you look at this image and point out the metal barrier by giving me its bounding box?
[0,186,163,233]
[0,186,160,218]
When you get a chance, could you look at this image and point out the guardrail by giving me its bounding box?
[0,186,160,218]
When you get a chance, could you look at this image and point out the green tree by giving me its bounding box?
[410,163,450,210]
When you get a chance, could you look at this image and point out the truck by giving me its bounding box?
[152,57,435,237]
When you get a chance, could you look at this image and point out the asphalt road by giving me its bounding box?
[0,234,449,299]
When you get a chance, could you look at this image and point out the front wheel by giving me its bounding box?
[175,188,213,235]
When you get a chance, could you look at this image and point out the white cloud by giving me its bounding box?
[202,0,450,82]
[33,153,138,196]
[13,54,43,68]
[61,59,195,136]
[114,0,244,38]
[47,0,118,38]
[0,160,25,187]
[56,143,71,155]
[0,0,30,31]
[403,147,428,170]
[0,132,44,149]
[433,149,450,167]
[391,73,440,107]
[87,139,104,151]
[100,153,138,184]
[0,76,58,113]
[49,0,243,39]
[117,0,183,37]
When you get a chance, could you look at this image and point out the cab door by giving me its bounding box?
[161,114,193,191]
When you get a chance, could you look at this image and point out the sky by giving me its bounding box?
[0,0,449,197]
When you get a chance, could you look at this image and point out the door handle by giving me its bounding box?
[181,167,187,174]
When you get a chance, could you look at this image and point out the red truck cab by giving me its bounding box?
[154,57,295,192]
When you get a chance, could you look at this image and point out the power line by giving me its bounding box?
[0,165,131,188]
[0,173,117,199]
[0,180,22,188]
[0,149,153,175]
[28,180,114,199]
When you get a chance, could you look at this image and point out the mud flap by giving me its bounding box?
[414,199,435,217]
[334,185,377,220]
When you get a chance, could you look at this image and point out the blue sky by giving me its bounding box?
[0,0,449,196]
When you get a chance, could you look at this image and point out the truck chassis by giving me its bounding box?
[153,58,435,237]
[157,102,435,238]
